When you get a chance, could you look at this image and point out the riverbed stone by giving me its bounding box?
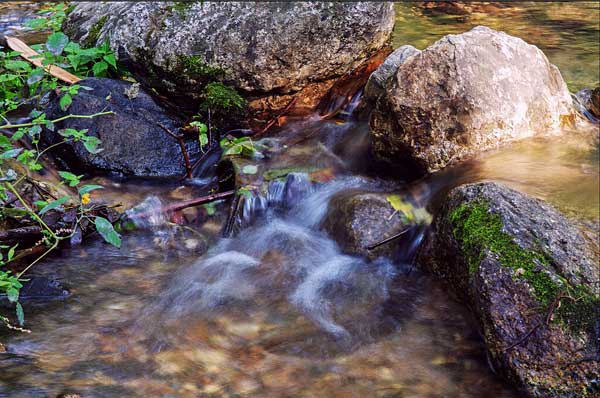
[417,182,599,398]
[370,26,575,175]
[63,2,395,113]
[43,77,201,177]
[321,191,409,259]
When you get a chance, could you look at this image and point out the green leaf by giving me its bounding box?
[27,68,45,85]
[103,53,117,69]
[203,202,216,216]
[92,61,108,76]
[199,133,208,147]
[4,60,31,71]
[78,184,103,195]
[16,302,24,326]
[0,148,23,159]
[242,165,258,175]
[59,93,72,111]
[95,217,121,248]
[82,136,102,154]
[385,194,432,225]
[28,125,42,137]
[223,145,243,156]
[39,196,69,215]
[7,244,17,261]
[58,128,78,138]
[6,287,18,303]
[58,171,82,187]
[25,17,47,30]
[386,194,413,216]
[46,32,69,56]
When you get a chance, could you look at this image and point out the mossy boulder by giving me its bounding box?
[63,2,395,113]
[418,182,599,397]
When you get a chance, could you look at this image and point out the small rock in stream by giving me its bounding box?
[321,191,409,260]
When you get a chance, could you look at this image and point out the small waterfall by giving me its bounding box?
[154,176,401,341]
[234,172,315,230]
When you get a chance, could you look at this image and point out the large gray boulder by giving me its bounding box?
[44,78,201,177]
[370,26,575,175]
[63,2,395,112]
[418,182,599,398]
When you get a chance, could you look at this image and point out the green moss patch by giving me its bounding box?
[179,55,225,81]
[449,200,598,333]
[85,15,107,47]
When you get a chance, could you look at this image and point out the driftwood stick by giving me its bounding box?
[503,294,574,352]
[1,35,81,84]
[157,122,193,179]
[366,227,411,251]
[161,190,236,214]
[0,225,43,244]
[221,192,242,238]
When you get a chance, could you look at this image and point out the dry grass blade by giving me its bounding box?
[5,35,81,84]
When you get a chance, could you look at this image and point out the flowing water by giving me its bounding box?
[1,3,599,398]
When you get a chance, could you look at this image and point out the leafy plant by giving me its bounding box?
[0,4,125,330]
[24,2,74,32]
[189,120,208,147]
[220,136,259,157]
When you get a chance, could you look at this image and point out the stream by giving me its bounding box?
[0,2,599,398]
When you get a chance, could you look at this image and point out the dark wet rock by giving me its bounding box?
[370,26,575,175]
[19,276,69,301]
[363,45,421,106]
[321,191,408,259]
[418,182,599,398]
[574,87,600,124]
[63,2,395,113]
[43,77,200,177]
[0,276,68,304]
[593,87,600,117]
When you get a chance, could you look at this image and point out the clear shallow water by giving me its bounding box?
[1,2,599,398]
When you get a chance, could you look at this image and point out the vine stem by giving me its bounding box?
[3,180,56,239]
[0,111,114,130]
[16,241,58,279]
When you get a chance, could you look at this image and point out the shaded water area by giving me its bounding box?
[1,2,599,398]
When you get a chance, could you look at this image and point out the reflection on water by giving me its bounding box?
[392,2,600,91]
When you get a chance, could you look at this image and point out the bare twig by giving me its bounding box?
[503,294,578,352]
[254,97,297,137]
[157,122,193,179]
[366,227,412,251]
[162,190,235,214]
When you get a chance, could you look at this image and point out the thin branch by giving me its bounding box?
[254,97,297,137]
[0,111,114,130]
[367,227,412,250]
[161,190,235,214]
[157,122,193,179]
